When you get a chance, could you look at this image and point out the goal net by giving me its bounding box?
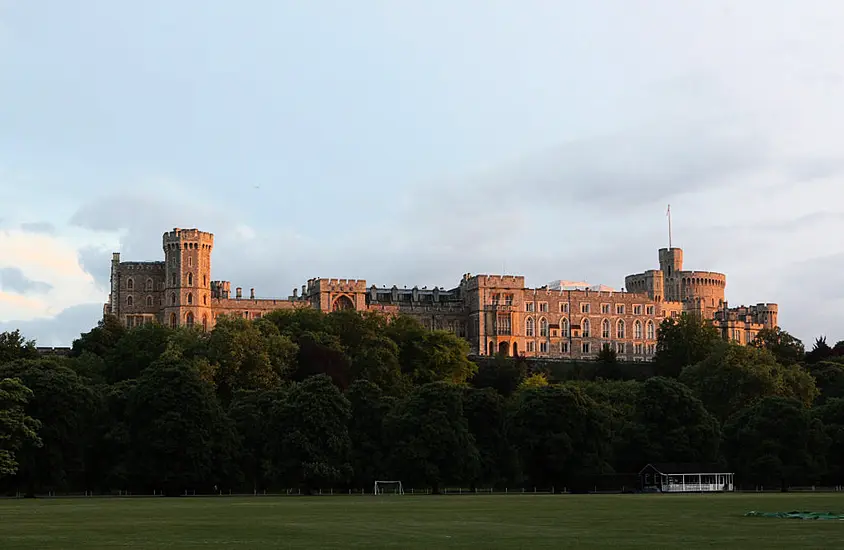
[374,480,404,495]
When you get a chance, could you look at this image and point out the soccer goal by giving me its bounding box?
[374,480,404,495]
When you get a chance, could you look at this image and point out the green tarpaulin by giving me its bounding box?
[745,511,844,520]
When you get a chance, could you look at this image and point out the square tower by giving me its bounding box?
[162,228,214,331]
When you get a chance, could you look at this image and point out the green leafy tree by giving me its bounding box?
[0,358,101,494]
[806,336,834,365]
[0,330,38,366]
[518,373,549,391]
[384,382,479,493]
[680,342,817,423]
[102,322,172,383]
[463,388,515,488]
[386,316,478,384]
[470,354,528,397]
[723,397,827,489]
[654,314,721,378]
[619,377,720,472]
[267,374,353,492]
[0,377,42,477]
[508,385,611,490]
[810,362,844,405]
[70,315,126,359]
[348,335,410,396]
[228,387,287,492]
[126,348,238,495]
[751,327,805,366]
[813,398,844,486]
[346,380,394,488]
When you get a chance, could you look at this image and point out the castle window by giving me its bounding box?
[127,278,134,291]
[203,295,207,305]
[525,302,534,312]
[171,273,177,286]
[561,317,570,337]
[187,273,193,286]
[539,341,548,353]
[539,317,548,337]
[526,341,535,353]
[646,305,655,315]
[602,319,611,338]
[170,293,176,306]
[617,319,626,339]
[634,320,643,339]
[560,303,569,313]
[170,312,177,328]
[581,303,590,314]
[127,295,133,307]
[582,342,591,354]
[561,341,569,353]
[647,321,655,339]
[617,342,626,354]
[633,305,643,315]
[145,279,153,291]
[504,294,513,306]
[146,296,153,307]
[186,312,194,328]
[202,315,208,332]
[582,318,591,338]
[188,256,192,267]
[539,302,548,312]
[203,275,207,287]
[647,343,656,355]
[601,304,610,314]
[187,292,193,305]
[616,304,625,315]
[525,317,535,337]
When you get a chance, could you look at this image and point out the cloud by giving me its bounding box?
[0,266,52,294]
[0,303,103,348]
[19,221,56,235]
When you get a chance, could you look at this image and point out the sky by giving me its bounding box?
[1,0,843,347]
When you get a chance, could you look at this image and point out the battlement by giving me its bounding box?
[465,274,526,290]
[210,280,231,299]
[306,278,368,293]
[162,227,214,247]
[675,271,726,285]
[118,261,165,271]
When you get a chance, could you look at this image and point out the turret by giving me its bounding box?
[162,227,214,331]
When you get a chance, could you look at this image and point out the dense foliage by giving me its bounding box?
[0,313,842,494]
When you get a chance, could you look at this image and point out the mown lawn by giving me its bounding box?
[1,493,843,548]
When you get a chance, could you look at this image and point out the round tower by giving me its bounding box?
[162,227,214,331]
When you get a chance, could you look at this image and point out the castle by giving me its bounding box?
[102,227,777,361]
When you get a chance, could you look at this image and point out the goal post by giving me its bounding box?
[374,480,404,495]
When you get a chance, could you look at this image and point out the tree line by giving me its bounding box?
[0,310,843,496]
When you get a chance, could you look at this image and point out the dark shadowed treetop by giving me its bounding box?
[654,314,721,378]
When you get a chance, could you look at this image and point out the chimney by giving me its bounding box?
[250,288,255,299]
[236,287,242,299]
[301,284,306,297]
[293,288,298,299]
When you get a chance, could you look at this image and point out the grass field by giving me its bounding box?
[1,493,843,548]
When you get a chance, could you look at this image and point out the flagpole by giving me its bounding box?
[667,204,672,249]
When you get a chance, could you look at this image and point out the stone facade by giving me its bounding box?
[102,228,778,360]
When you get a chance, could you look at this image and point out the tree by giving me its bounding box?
[102,322,172,383]
[654,314,721,378]
[518,373,549,391]
[596,344,617,364]
[470,354,528,397]
[620,377,720,472]
[267,374,353,492]
[384,382,479,493]
[751,327,805,366]
[810,362,844,405]
[228,387,287,492]
[386,316,477,384]
[70,315,126,359]
[813,398,844,486]
[723,397,827,489]
[126,348,238,495]
[346,380,393,488]
[806,337,834,365]
[0,330,37,366]
[679,342,817,423]
[463,388,515,488]
[0,358,101,494]
[508,385,611,490]
[0,377,41,477]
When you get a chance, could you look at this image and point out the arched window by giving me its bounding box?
[171,273,177,286]
[146,295,153,307]
[203,275,207,287]
[203,294,207,305]
[145,278,153,291]
[187,273,193,286]
[127,278,134,290]
[602,319,610,339]
[539,317,548,337]
[634,320,643,339]
[526,317,535,337]
[647,321,655,340]
[127,295,133,306]
[561,317,569,337]
[617,319,626,339]
[202,315,208,332]
[187,292,193,305]
[170,312,177,328]
[186,312,194,328]
[582,318,591,338]
[170,293,176,306]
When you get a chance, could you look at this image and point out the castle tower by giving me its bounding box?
[162,228,214,331]
[658,247,683,276]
